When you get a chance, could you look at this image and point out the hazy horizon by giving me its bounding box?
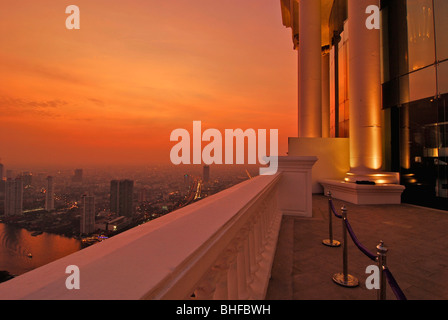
[0,0,297,170]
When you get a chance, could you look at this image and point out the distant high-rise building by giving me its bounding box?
[81,194,95,234]
[110,179,134,217]
[110,180,120,214]
[5,178,23,216]
[6,170,13,180]
[21,172,32,187]
[72,169,83,183]
[203,165,210,183]
[119,180,134,218]
[0,164,5,203]
[184,174,191,188]
[45,176,55,212]
[138,188,149,202]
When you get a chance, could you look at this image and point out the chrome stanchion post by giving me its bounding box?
[377,241,388,300]
[323,191,341,247]
[332,205,359,287]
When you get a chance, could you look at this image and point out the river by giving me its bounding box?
[0,223,82,277]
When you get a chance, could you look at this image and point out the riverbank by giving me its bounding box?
[0,223,82,278]
[0,209,80,239]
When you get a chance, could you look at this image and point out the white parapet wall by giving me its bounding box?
[0,173,283,300]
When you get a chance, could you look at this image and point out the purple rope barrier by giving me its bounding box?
[329,200,343,219]
[383,267,407,300]
[344,219,377,262]
[328,197,406,300]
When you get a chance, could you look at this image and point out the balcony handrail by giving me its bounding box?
[0,173,282,300]
[144,172,282,300]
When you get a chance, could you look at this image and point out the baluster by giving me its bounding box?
[253,215,261,261]
[226,247,239,300]
[193,270,218,300]
[259,202,268,247]
[212,245,239,300]
[243,231,253,297]
[248,223,257,275]
[212,257,231,300]
[236,240,249,300]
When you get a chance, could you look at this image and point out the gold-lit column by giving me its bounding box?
[400,106,410,170]
[322,51,331,138]
[298,0,322,137]
[347,0,382,173]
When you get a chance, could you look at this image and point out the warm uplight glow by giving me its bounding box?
[345,171,400,185]
[0,0,297,169]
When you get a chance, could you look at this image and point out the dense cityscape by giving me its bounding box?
[0,163,258,282]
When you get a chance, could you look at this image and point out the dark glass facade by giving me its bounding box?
[381,0,448,209]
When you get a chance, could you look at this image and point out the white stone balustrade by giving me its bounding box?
[0,173,283,300]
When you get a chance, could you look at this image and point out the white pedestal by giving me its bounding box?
[277,156,318,217]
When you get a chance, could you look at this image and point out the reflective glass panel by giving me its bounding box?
[434,0,448,61]
[438,60,448,95]
[407,0,436,71]
[409,65,437,101]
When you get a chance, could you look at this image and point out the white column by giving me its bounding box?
[298,0,322,137]
[347,0,383,173]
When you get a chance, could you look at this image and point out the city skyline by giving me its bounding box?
[0,0,297,169]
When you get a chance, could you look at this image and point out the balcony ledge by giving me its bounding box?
[0,174,282,300]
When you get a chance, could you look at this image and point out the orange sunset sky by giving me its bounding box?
[0,0,297,170]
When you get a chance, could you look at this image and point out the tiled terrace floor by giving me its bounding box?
[266,195,448,300]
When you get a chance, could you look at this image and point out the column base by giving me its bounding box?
[320,179,405,205]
